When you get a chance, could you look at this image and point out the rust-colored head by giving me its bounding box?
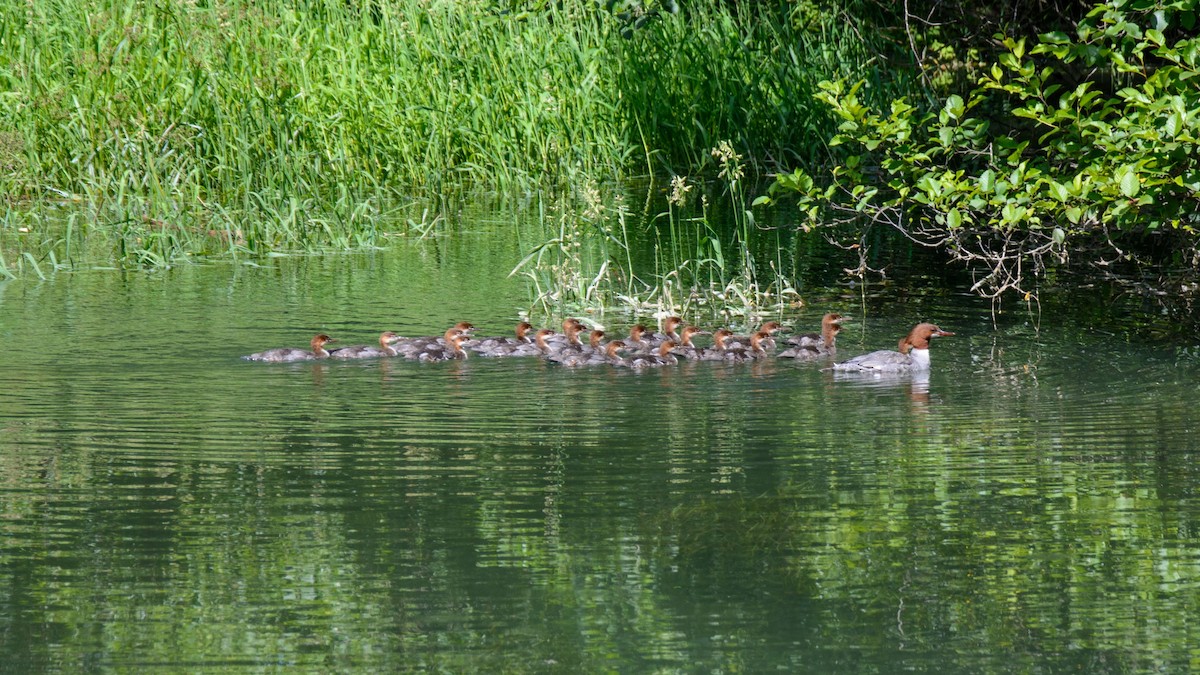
[659,340,679,357]
[605,340,627,357]
[906,323,954,350]
[680,325,707,346]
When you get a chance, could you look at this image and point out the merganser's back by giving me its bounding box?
[832,323,954,373]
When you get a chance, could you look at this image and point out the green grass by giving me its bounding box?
[0,0,918,278]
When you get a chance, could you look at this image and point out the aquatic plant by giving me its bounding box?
[513,143,801,331]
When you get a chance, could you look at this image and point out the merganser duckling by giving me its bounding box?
[394,324,471,357]
[436,322,476,345]
[330,331,403,359]
[629,340,680,368]
[542,318,586,346]
[644,316,684,347]
[543,322,587,357]
[624,324,653,353]
[411,333,473,362]
[832,323,954,373]
[722,331,772,362]
[548,339,627,367]
[580,329,607,354]
[725,321,786,350]
[779,313,847,359]
[243,334,336,362]
[697,328,735,361]
[481,328,556,357]
[672,326,710,360]
[469,322,534,354]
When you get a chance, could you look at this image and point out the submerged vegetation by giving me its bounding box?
[0,0,910,280]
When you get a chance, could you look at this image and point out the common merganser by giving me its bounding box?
[330,331,403,359]
[469,322,534,353]
[672,326,710,360]
[779,313,847,359]
[629,340,680,368]
[542,318,586,347]
[548,339,627,367]
[725,321,786,350]
[394,324,471,357]
[624,324,652,353]
[832,323,954,373]
[581,329,607,355]
[243,334,336,362]
[435,322,476,345]
[721,331,772,362]
[644,317,684,347]
[542,323,588,358]
[411,333,473,362]
[481,328,557,357]
[697,328,735,361]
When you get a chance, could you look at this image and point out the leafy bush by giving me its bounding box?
[764,0,1200,300]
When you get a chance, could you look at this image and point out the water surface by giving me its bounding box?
[2,229,1199,672]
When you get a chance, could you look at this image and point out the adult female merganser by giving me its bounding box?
[330,331,403,359]
[779,313,847,359]
[672,326,710,360]
[832,323,954,373]
[725,321,786,350]
[243,334,336,362]
[469,322,534,354]
[410,333,473,362]
[629,340,680,368]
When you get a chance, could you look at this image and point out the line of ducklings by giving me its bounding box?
[242,313,848,368]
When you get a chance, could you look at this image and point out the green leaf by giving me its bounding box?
[979,169,996,192]
[945,94,965,120]
[1052,227,1066,244]
[947,208,963,229]
[1119,167,1140,198]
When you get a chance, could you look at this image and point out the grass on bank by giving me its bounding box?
[0,0,918,312]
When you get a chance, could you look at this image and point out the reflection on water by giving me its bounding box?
[2,242,1200,671]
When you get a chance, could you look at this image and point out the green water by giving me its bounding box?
[2,225,1200,672]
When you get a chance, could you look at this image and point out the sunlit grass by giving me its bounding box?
[0,0,918,277]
